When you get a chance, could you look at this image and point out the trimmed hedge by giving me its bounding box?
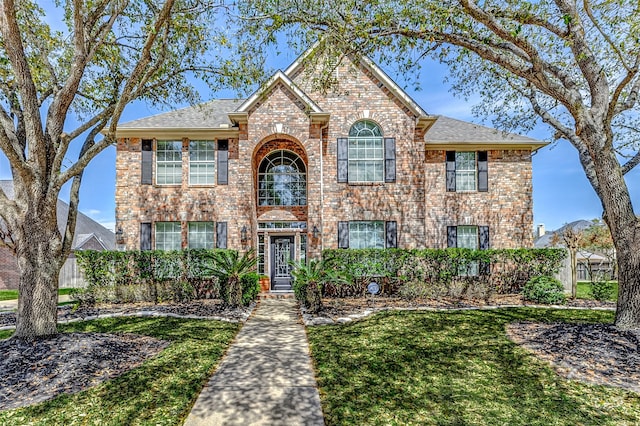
[75,249,258,306]
[322,248,566,299]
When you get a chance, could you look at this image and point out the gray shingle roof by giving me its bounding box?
[425,115,542,145]
[534,220,594,248]
[0,180,115,250]
[118,99,244,129]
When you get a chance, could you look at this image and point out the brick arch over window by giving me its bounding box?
[252,136,308,221]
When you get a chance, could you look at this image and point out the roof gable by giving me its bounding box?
[230,71,329,124]
[284,47,429,119]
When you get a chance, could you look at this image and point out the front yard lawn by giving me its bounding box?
[0,317,239,425]
[0,288,74,301]
[308,308,640,425]
[576,281,618,301]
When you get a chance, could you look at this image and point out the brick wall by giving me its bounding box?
[115,55,534,257]
[0,246,19,290]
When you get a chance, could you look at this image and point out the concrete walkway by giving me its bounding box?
[184,298,324,426]
[0,295,71,312]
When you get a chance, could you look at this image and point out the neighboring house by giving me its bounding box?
[0,180,115,290]
[115,49,546,291]
[534,220,616,281]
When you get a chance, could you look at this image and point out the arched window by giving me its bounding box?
[258,150,307,206]
[348,120,384,182]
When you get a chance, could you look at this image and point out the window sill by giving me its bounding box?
[347,181,385,186]
[188,184,216,188]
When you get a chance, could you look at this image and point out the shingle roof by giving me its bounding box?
[118,99,244,129]
[534,220,594,248]
[425,115,544,146]
[0,180,115,250]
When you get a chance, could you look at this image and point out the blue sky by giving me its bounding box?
[1,11,638,234]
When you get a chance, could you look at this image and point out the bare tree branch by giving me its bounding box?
[622,151,640,175]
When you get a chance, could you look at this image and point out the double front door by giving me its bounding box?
[270,236,294,291]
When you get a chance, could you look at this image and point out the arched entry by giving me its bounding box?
[253,139,309,291]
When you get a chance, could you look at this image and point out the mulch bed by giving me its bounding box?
[0,333,169,411]
[0,299,252,328]
[507,322,640,393]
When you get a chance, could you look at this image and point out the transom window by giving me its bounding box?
[155,222,181,250]
[348,120,384,182]
[188,222,214,249]
[157,141,182,185]
[455,152,477,191]
[189,141,215,185]
[349,221,385,249]
[258,150,307,206]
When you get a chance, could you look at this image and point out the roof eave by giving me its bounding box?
[425,141,549,151]
[115,127,240,139]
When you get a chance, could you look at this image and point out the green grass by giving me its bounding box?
[0,288,74,301]
[576,281,619,301]
[308,308,640,425]
[0,317,239,425]
[0,290,18,301]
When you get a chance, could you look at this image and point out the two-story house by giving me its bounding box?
[114,49,545,290]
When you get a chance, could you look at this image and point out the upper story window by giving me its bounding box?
[189,141,215,185]
[258,150,307,206]
[348,120,384,182]
[156,141,182,185]
[446,151,488,192]
[337,121,396,184]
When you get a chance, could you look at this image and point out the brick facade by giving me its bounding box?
[115,53,541,284]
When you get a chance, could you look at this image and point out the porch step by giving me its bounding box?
[259,292,295,300]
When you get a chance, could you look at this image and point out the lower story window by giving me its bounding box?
[457,226,479,250]
[188,222,214,249]
[349,221,385,249]
[155,222,181,250]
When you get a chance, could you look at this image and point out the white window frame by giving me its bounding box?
[189,140,215,185]
[155,222,182,251]
[455,152,477,191]
[457,225,479,276]
[348,121,384,183]
[156,140,183,185]
[349,221,385,249]
[188,222,214,249]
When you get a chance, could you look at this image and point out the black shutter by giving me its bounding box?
[217,140,228,185]
[479,225,490,274]
[446,151,456,192]
[338,221,349,249]
[447,226,457,248]
[478,151,488,192]
[337,138,348,183]
[140,222,151,250]
[216,222,227,248]
[385,221,397,248]
[384,137,396,183]
[141,139,152,185]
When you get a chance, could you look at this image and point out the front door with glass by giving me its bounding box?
[270,236,295,291]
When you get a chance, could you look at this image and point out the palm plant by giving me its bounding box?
[291,259,345,313]
[207,249,257,307]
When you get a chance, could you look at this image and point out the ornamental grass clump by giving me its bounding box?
[521,275,567,305]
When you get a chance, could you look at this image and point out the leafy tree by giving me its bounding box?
[291,258,345,313]
[237,0,640,329]
[0,0,263,339]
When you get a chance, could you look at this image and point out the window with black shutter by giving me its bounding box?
[140,222,151,250]
[384,138,396,183]
[385,221,397,248]
[446,151,456,191]
[217,140,228,185]
[141,139,153,185]
[478,151,488,192]
[216,222,227,248]
[337,221,349,249]
[337,138,348,183]
[447,225,457,248]
[479,225,490,274]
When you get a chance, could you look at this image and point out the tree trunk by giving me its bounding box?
[228,276,242,307]
[612,239,640,329]
[13,234,64,339]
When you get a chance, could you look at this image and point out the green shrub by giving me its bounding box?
[241,272,260,306]
[521,275,566,305]
[589,280,615,301]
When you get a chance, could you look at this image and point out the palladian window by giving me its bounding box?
[258,150,307,206]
